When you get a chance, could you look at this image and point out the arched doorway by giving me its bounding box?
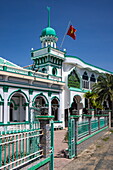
[70,95,83,115]
[35,96,48,115]
[9,93,26,122]
[51,98,59,121]
[10,103,13,122]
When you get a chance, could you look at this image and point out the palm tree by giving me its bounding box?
[92,73,113,118]
[84,91,103,110]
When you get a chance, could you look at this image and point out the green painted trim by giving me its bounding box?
[28,157,51,170]
[69,87,82,92]
[3,66,7,71]
[36,63,61,68]
[3,85,9,92]
[54,121,62,123]
[50,120,54,170]
[32,93,49,106]
[51,96,60,102]
[0,84,60,94]
[23,102,29,106]
[28,71,32,76]
[69,115,81,118]
[77,126,108,145]
[1,66,64,83]
[95,114,109,117]
[8,99,19,110]
[66,55,113,74]
[82,114,92,117]
[0,101,4,105]
[69,87,90,93]
[36,115,54,118]
[7,89,29,102]
[68,69,81,89]
[48,91,52,97]
[0,95,4,102]
[29,89,33,95]
[0,121,30,126]
[32,52,64,61]
[0,70,65,83]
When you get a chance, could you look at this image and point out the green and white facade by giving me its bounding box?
[0,9,112,128]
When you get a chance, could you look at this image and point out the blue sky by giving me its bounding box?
[0,0,113,71]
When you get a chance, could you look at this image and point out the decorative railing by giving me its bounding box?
[0,64,48,79]
[78,117,108,139]
[0,122,43,170]
[0,122,40,135]
[78,121,89,138]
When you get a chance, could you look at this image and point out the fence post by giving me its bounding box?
[0,137,1,167]
[89,118,91,135]
[39,119,51,158]
[50,121,54,170]
[75,118,77,156]
[98,117,100,130]
[109,111,111,128]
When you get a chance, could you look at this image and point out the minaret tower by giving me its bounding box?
[31,7,65,79]
[40,7,58,48]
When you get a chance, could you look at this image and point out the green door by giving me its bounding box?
[68,118,75,159]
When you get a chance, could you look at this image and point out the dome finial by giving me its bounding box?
[47,6,50,27]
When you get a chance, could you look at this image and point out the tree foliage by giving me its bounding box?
[92,73,113,110]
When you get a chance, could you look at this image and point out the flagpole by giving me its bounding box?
[60,20,71,49]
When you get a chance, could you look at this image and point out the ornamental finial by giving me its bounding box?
[47,6,50,27]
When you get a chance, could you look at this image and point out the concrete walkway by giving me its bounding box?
[62,129,113,170]
[54,128,111,170]
[54,129,72,170]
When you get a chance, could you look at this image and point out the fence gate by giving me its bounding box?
[68,118,76,159]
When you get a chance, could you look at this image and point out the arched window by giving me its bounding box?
[42,68,47,73]
[68,70,80,88]
[52,67,57,75]
[51,98,59,121]
[82,71,89,89]
[90,74,96,82]
[82,71,88,80]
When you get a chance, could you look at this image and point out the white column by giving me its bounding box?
[59,91,65,128]
[0,105,3,122]
[45,41,47,47]
[26,106,29,122]
[54,43,56,48]
[19,96,23,122]
[29,94,33,122]
[48,97,51,116]
[3,93,8,123]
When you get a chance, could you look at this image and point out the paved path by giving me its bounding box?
[62,129,113,170]
[54,129,72,170]
[54,128,110,170]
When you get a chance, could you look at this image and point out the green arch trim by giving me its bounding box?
[8,89,29,103]
[51,96,60,102]
[66,55,113,74]
[32,93,49,106]
[68,68,82,89]
[0,94,4,102]
[8,99,19,110]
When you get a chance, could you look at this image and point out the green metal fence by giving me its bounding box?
[68,119,76,159]
[91,119,98,132]
[0,122,43,170]
[78,121,89,138]
[78,117,108,140]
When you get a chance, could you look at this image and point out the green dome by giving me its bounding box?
[41,27,56,37]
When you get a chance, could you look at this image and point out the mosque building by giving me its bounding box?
[0,8,111,128]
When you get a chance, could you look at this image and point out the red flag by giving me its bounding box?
[67,25,77,40]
